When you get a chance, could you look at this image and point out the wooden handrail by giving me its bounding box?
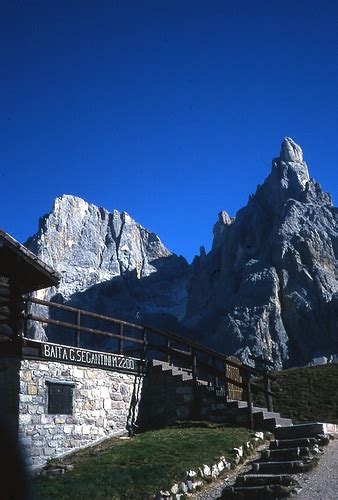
[26,314,144,344]
[142,323,265,376]
[25,296,266,375]
[23,295,275,413]
[25,296,144,330]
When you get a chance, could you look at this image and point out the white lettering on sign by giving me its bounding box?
[41,343,136,372]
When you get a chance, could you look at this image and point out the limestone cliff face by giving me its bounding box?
[26,196,189,339]
[25,139,337,367]
[26,195,173,297]
[184,138,337,367]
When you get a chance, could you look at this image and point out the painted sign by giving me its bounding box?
[24,341,144,374]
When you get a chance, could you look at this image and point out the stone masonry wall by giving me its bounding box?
[138,366,195,429]
[137,362,229,431]
[19,360,143,467]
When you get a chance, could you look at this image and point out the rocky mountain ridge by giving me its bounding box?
[26,195,174,298]
[25,196,189,338]
[25,138,337,367]
[184,138,337,367]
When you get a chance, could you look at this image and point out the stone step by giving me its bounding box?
[165,370,192,382]
[274,422,334,440]
[235,406,271,416]
[228,409,270,423]
[253,411,283,423]
[252,458,319,474]
[222,419,333,499]
[270,437,321,449]
[170,366,190,375]
[226,401,287,419]
[151,359,169,368]
[220,483,296,499]
[223,401,294,430]
[226,400,249,409]
[151,360,217,387]
[151,361,195,382]
[232,412,282,428]
[258,417,293,430]
[197,379,209,386]
[260,447,312,461]
[235,473,298,487]
[151,360,191,374]
[158,365,182,375]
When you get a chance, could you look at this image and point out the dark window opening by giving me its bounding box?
[47,382,74,415]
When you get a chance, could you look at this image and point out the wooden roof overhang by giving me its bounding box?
[0,229,60,292]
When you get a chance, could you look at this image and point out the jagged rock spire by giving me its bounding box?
[212,211,233,250]
[273,137,310,189]
[185,138,337,368]
[280,137,304,163]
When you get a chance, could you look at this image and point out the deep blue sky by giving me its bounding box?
[2,1,338,262]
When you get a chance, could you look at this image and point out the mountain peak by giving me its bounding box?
[26,195,174,298]
[280,137,304,163]
[186,138,337,368]
[270,137,310,192]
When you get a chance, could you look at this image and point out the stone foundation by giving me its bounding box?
[17,359,143,467]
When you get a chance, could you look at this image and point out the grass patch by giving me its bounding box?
[33,425,252,500]
[254,362,338,424]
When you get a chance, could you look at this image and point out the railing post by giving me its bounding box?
[264,373,273,412]
[142,330,148,359]
[192,350,197,381]
[213,358,219,388]
[207,358,213,387]
[23,299,30,338]
[118,323,124,355]
[141,330,148,374]
[224,361,229,401]
[166,339,171,364]
[188,346,192,370]
[192,350,199,418]
[75,310,81,347]
[245,372,254,430]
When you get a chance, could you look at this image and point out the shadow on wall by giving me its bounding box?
[126,367,144,435]
[0,358,31,498]
[0,415,32,499]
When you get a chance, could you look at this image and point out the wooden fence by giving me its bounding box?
[21,296,275,428]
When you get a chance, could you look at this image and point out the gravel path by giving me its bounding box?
[295,436,338,500]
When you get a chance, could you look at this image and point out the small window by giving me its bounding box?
[47,382,74,415]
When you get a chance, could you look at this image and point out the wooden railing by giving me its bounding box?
[22,296,275,428]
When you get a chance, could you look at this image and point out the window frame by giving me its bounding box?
[45,380,75,415]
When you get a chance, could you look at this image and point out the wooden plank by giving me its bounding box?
[27,315,144,344]
[26,297,144,330]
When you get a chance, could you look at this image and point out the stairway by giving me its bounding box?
[216,400,293,430]
[138,360,293,431]
[220,423,335,498]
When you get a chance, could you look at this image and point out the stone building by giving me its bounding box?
[1,229,280,471]
[0,229,144,468]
